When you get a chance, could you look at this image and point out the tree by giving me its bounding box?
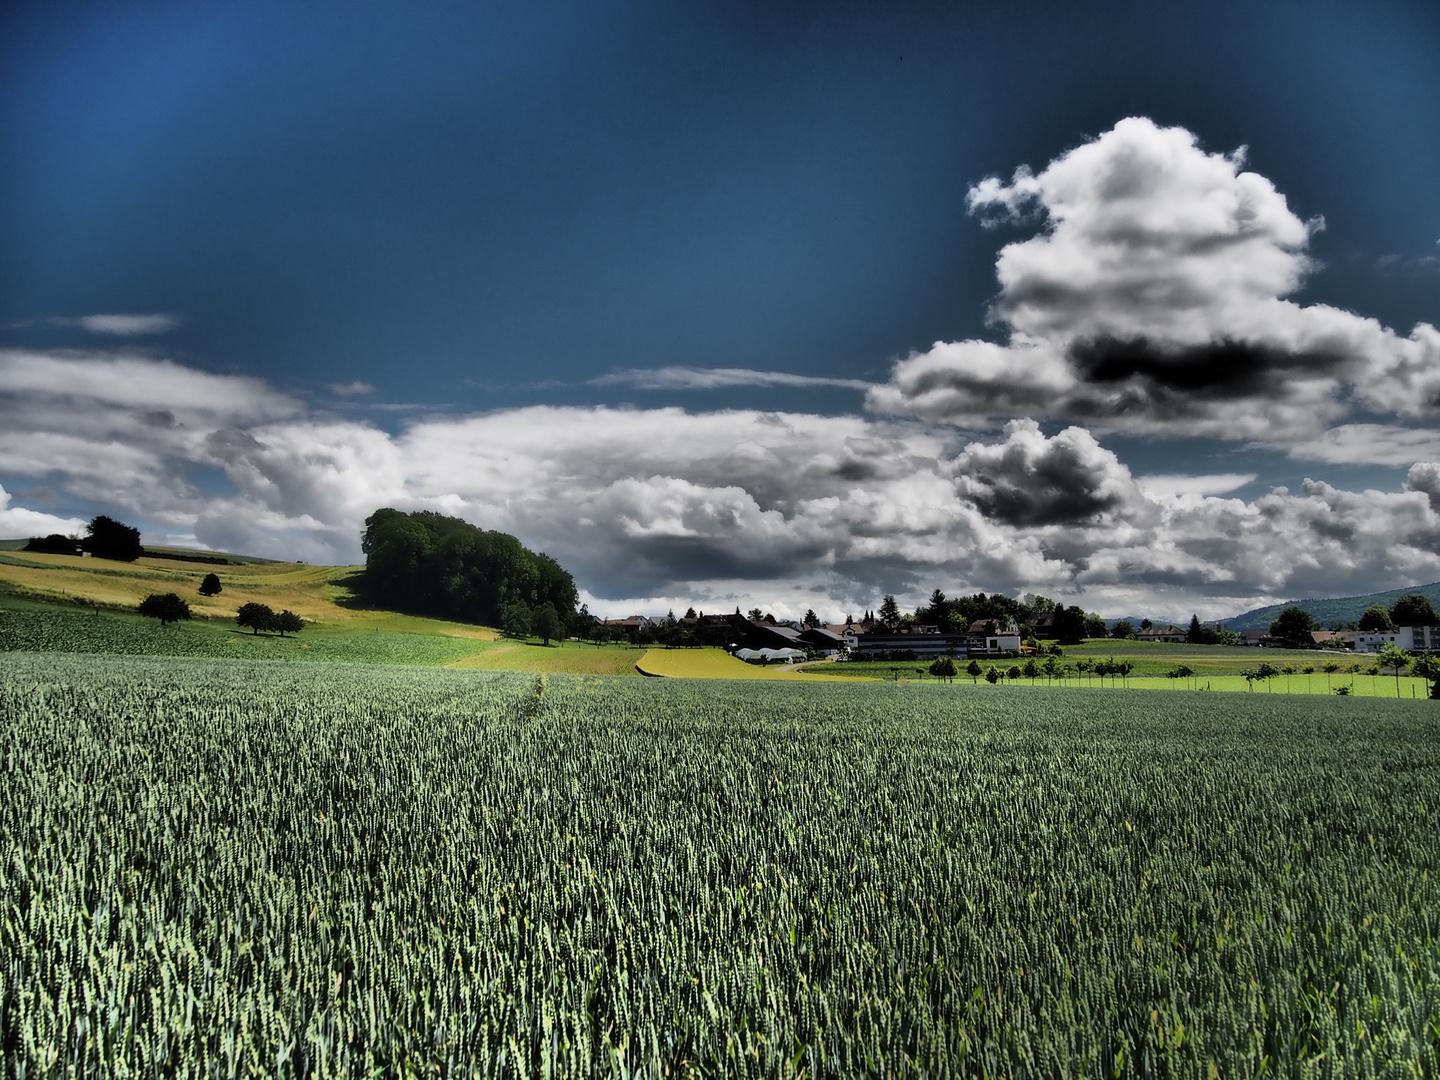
[878,595,901,629]
[1390,594,1439,627]
[198,573,223,597]
[928,657,957,682]
[803,609,821,628]
[275,610,304,637]
[1022,658,1039,683]
[236,602,276,635]
[1140,618,1153,631]
[84,515,143,561]
[501,601,533,640]
[1357,604,1395,632]
[1411,655,1440,699]
[984,666,1000,684]
[532,602,562,645]
[1374,643,1410,698]
[1269,606,1317,649]
[1082,613,1109,640]
[1052,605,1087,645]
[967,659,983,684]
[138,592,190,626]
[1042,656,1061,683]
[1241,661,1279,691]
[1110,620,1134,640]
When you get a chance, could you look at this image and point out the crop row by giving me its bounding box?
[2,652,1437,1076]
[0,606,483,666]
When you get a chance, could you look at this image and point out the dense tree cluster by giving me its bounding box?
[24,534,82,555]
[361,509,578,632]
[26,515,144,561]
[1389,594,1438,627]
[1185,614,1241,646]
[1357,604,1394,632]
[83,516,144,561]
[1269,607,1318,648]
[881,589,1125,645]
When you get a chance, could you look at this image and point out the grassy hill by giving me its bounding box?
[0,542,671,676]
[1222,581,1440,630]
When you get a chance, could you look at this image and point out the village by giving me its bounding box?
[593,604,1440,666]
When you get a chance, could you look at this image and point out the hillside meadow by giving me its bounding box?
[3,544,1438,696]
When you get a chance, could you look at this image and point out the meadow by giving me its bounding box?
[2,650,1437,1076]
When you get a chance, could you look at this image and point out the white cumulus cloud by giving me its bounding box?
[870,117,1440,440]
[0,484,86,539]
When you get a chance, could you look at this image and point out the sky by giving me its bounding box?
[2,0,1439,622]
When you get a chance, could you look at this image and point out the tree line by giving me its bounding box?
[361,509,579,634]
[27,515,143,561]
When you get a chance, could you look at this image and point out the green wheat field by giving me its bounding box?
[2,650,1437,1077]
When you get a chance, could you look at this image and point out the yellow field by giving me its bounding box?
[636,648,874,680]
[448,641,642,676]
[1120,672,1430,698]
[801,669,1432,698]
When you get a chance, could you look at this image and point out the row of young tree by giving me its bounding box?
[361,509,578,634]
[923,655,1138,684]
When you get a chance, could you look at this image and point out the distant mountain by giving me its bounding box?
[1222,582,1440,631]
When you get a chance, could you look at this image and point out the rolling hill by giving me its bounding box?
[1221,582,1440,631]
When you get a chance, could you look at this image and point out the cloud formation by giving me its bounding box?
[950,419,1141,527]
[3,349,1438,620]
[329,380,376,397]
[57,314,182,336]
[869,117,1440,440]
[0,484,85,538]
[593,366,873,392]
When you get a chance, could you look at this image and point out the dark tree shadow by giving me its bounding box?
[329,569,375,610]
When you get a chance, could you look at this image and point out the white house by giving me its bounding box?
[1355,626,1440,653]
[968,618,1022,654]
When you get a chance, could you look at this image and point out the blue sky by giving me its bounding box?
[2,0,1439,621]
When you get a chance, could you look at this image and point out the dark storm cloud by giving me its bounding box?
[1067,337,1342,397]
[951,420,1141,527]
